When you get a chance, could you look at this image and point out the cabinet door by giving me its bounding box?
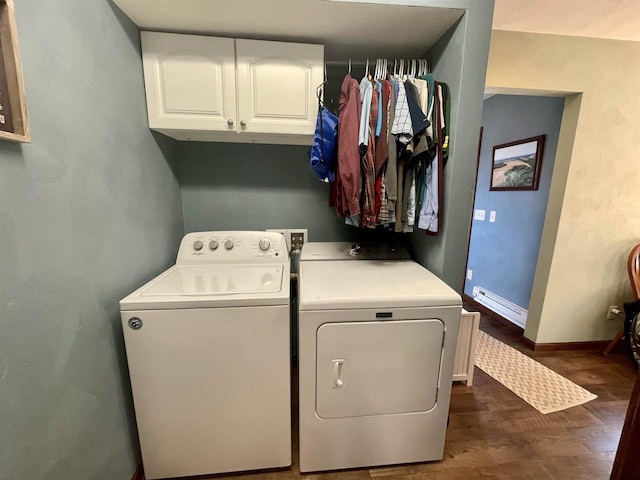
[141,32,236,132]
[235,39,324,136]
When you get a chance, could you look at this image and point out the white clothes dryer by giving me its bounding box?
[120,231,291,480]
[298,242,461,473]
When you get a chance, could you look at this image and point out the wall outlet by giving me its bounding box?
[466,269,473,280]
[289,229,307,252]
[607,305,623,320]
[489,211,496,222]
[474,209,485,221]
[266,228,308,253]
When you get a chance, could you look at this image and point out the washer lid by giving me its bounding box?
[120,264,290,310]
[299,260,460,311]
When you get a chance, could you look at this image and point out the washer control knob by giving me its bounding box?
[193,240,203,251]
[224,240,234,250]
[350,244,362,256]
[259,238,271,251]
[209,240,219,250]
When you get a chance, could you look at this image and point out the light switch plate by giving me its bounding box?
[490,211,496,222]
[474,209,485,221]
[466,269,473,280]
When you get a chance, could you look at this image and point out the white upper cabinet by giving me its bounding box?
[235,39,323,137]
[142,33,236,133]
[141,32,324,144]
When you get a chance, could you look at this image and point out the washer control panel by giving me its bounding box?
[177,231,288,264]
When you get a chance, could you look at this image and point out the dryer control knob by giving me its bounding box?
[209,240,219,250]
[224,240,234,250]
[259,238,271,251]
[193,240,203,251]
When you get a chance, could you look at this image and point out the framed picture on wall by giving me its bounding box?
[0,0,30,143]
[490,135,545,191]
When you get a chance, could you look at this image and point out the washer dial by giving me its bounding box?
[259,238,271,251]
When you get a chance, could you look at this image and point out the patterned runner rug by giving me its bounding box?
[474,330,597,414]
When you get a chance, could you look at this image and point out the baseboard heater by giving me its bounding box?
[472,286,528,328]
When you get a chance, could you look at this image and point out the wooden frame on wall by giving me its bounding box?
[490,135,545,191]
[0,0,29,143]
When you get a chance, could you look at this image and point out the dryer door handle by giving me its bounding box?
[332,359,345,388]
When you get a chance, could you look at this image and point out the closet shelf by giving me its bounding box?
[111,0,464,61]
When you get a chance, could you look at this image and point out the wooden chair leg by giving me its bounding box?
[604,329,625,354]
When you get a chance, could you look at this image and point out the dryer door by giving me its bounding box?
[316,319,444,419]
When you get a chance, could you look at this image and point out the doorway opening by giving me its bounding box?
[463,93,566,332]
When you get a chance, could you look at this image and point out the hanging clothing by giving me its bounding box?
[391,81,413,144]
[375,80,390,176]
[440,82,451,165]
[377,170,391,226]
[418,153,439,232]
[360,125,377,228]
[360,80,378,229]
[422,82,445,236]
[330,74,362,218]
[375,80,383,137]
[385,80,398,213]
[358,76,373,148]
[319,61,450,235]
[404,80,430,135]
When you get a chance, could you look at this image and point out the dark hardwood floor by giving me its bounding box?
[175,313,637,480]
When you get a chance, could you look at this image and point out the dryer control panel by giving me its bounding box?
[176,231,288,264]
[300,242,410,261]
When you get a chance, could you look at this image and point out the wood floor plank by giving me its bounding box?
[475,459,555,479]
[582,400,632,425]
[520,428,593,458]
[540,452,616,479]
[570,424,623,454]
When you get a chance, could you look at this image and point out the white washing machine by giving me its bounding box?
[298,242,461,473]
[120,231,291,480]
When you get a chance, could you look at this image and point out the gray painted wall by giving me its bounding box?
[411,2,494,291]
[464,94,564,309]
[180,142,403,243]
[0,1,183,479]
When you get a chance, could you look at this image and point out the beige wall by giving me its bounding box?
[486,31,640,343]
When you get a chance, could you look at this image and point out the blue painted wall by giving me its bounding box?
[0,1,184,478]
[464,94,564,309]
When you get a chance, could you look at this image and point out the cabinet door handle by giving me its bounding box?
[240,120,247,127]
[227,119,234,126]
[332,359,345,388]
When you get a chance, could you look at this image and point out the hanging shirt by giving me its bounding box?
[404,80,430,136]
[360,125,377,228]
[358,77,373,148]
[375,80,383,137]
[418,153,439,232]
[385,80,398,206]
[420,74,435,138]
[332,74,362,218]
[391,81,413,144]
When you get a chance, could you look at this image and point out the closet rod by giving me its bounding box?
[325,60,368,66]
[325,60,427,65]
